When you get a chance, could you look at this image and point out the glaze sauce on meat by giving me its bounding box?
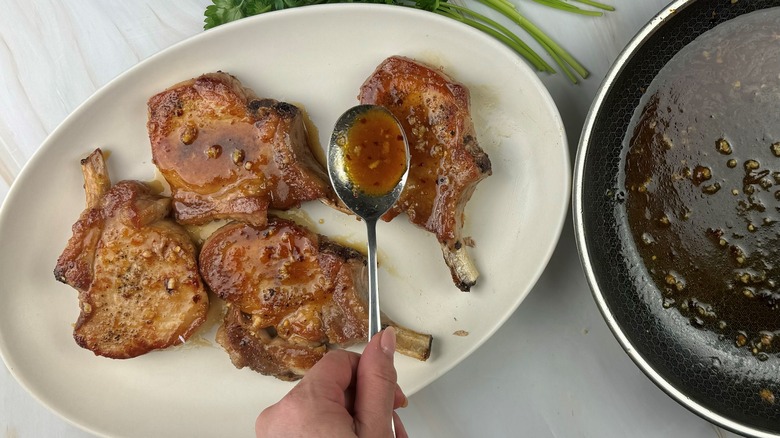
[343,108,407,196]
[624,9,780,357]
[198,219,326,322]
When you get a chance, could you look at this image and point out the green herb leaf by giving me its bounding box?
[245,2,272,15]
[414,0,440,12]
[205,0,275,29]
[205,0,240,29]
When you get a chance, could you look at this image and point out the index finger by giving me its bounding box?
[297,349,361,407]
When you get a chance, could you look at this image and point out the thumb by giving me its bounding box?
[354,327,398,437]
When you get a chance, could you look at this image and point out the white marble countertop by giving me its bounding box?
[0,1,747,437]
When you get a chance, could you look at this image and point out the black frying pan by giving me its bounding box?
[574,1,780,436]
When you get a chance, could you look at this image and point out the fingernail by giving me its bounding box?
[400,394,409,408]
[381,326,396,357]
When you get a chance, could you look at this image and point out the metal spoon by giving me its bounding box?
[327,104,410,341]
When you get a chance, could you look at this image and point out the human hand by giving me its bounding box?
[256,327,409,437]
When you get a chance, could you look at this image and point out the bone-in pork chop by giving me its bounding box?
[199,217,432,380]
[54,149,209,359]
[359,56,492,291]
[147,72,334,227]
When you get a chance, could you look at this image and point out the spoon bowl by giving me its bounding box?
[328,104,410,220]
[327,104,410,340]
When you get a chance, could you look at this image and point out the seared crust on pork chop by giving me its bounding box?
[147,72,334,227]
[54,149,209,359]
[200,217,432,380]
[216,305,326,381]
[359,56,492,291]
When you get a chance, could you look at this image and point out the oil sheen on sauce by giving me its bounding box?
[624,9,780,357]
[343,109,407,196]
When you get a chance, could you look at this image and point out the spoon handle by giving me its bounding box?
[366,218,382,341]
[367,218,396,437]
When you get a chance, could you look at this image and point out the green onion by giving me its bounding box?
[204,0,614,83]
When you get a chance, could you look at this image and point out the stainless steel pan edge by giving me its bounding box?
[572,0,779,436]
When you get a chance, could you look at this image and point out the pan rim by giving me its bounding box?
[572,0,780,437]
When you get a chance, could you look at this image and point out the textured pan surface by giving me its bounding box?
[575,1,780,436]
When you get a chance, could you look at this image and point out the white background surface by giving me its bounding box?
[0,1,746,437]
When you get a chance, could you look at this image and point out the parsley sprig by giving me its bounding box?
[203,0,613,83]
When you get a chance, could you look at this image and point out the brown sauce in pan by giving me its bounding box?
[624,9,780,357]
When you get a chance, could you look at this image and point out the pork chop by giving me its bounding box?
[200,217,432,380]
[358,56,492,291]
[147,72,335,227]
[54,149,209,359]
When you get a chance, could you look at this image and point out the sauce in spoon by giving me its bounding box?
[340,108,407,196]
